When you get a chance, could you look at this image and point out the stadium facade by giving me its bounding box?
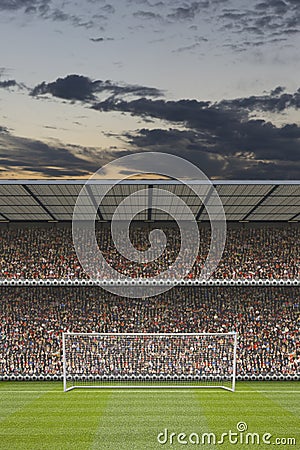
[0,180,299,384]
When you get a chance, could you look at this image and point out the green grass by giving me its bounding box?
[0,382,299,449]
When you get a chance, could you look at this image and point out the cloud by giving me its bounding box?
[133,10,163,20]
[91,87,300,179]
[0,0,51,12]
[93,85,300,119]
[256,1,290,15]
[31,74,163,101]
[167,2,208,21]
[101,4,115,14]
[29,78,300,177]
[215,0,300,50]
[218,86,300,112]
[31,75,98,101]
[1,0,299,48]
[128,0,300,52]
[3,81,300,178]
[0,0,105,29]
[123,126,300,179]
[128,0,165,6]
[0,125,9,134]
[47,8,96,29]
[0,79,18,89]
[92,97,232,130]
[89,37,114,42]
[173,38,208,53]
[0,130,125,178]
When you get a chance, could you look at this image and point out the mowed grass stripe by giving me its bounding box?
[0,382,299,449]
[0,388,111,450]
[243,381,300,418]
[0,382,59,424]
[0,381,62,392]
[0,391,43,423]
[1,381,299,393]
[250,382,300,419]
[259,393,300,417]
[93,390,209,450]
[242,381,300,392]
[193,384,299,450]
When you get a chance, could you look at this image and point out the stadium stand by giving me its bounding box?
[0,224,299,279]
[0,180,299,382]
[0,286,298,380]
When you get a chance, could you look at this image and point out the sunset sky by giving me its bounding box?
[0,0,300,179]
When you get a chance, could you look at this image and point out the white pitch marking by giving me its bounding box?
[0,390,300,394]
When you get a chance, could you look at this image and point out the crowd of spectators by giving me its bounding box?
[0,224,298,279]
[0,286,298,378]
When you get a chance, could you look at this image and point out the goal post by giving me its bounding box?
[62,332,238,392]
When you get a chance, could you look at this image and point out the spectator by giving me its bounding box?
[0,224,298,280]
[0,286,298,377]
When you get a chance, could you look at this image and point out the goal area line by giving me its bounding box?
[1,389,299,394]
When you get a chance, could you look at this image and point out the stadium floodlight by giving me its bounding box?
[62,332,238,392]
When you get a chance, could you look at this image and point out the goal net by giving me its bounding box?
[62,332,237,392]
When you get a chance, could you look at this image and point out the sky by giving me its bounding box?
[0,0,300,179]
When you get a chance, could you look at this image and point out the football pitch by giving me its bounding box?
[0,382,299,449]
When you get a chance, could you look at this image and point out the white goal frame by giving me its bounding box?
[62,332,238,392]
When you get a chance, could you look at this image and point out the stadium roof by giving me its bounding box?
[0,180,299,223]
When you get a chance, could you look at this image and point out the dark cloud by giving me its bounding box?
[133,10,162,20]
[92,97,234,130]
[0,125,9,134]
[0,135,92,177]
[224,37,289,52]
[91,88,300,179]
[256,1,290,15]
[0,0,51,11]
[128,0,299,52]
[129,0,165,6]
[89,37,114,42]
[92,85,300,119]
[218,87,300,112]
[0,0,101,29]
[31,74,163,101]
[49,8,69,22]
[48,8,95,29]
[220,11,248,21]
[30,79,299,176]
[0,79,18,89]
[173,37,208,53]
[123,126,300,179]
[101,4,115,14]
[217,0,300,50]
[31,75,98,101]
[167,2,208,21]
[127,0,165,6]
[1,0,299,47]
[0,132,124,178]
[3,80,300,178]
